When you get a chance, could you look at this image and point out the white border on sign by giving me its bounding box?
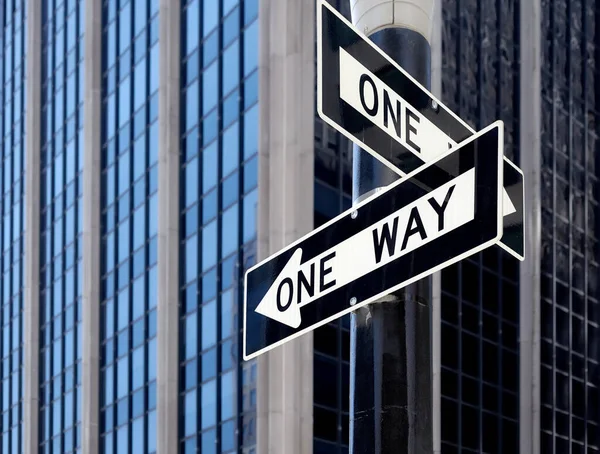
[242,121,505,361]
[315,0,524,262]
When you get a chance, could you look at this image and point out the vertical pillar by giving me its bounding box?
[429,2,443,452]
[82,0,103,451]
[349,1,434,452]
[157,0,180,453]
[23,1,42,452]
[519,0,541,452]
[255,0,315,453]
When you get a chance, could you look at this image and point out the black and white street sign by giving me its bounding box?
[316,0,524,261]
[243,122,504,360]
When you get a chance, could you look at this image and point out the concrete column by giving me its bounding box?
[23,2,42,453]
[81,0,103,451]
[156,0,180,453]
[430,2,442,452]
[519,0,541,452]
[255,0,315,453]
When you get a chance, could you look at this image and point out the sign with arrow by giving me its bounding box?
[316,0,524,261]
[243,122,505,360]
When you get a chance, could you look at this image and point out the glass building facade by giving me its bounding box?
[99,0,159,452]
[540,1,600,452]
[39,0,84,452]
[312,0,353,452]
[179,0,258,452]
[439,0,521,452]
[0,1,25,453]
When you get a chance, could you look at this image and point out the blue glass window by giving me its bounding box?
[185,235,198,283]
[203,0,218,36]
[200,29,217,67]
[221,205,239,257]
[203,141,218,191]
[203,62,219,114]
[185,390,198,437]
[202,220,217,271]
[201,380,217,429]
[185,158,199,206]
[186,0,199,54]
[201,300,217,349]
[222,41,239,95]
[243,189,258,243]
[222,122,239,176]
[185,81,199,132]
[244,21,258,76]
[243,104,258,159]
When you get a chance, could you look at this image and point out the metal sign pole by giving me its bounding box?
[349,2,434,453]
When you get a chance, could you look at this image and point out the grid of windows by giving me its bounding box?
[0,2,25,453]
[312,104,353,454]
[440,0,520,452]
[99,1,159,452]
[312,1,353,452]
[38,1,84,452]
[179,0,258,452]
[540,1,600,451]
[312,98,353,452]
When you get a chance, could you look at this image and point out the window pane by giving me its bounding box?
[202,62,218,114]
[119,1,131,53]
[201,220,217,271]
[203,0,218,36]
[201,380,217,429]
[117,357,129,399]
[221,204,238,257]
[132,204,146,250]
[147,410,156,452]
[186,0,199,54]
[150,44,159,93]
[132,347,144,390]
[185,312,198,359]
[203,142,218,191]
[133,59,147,110]
[185,235,198,284]
[221,370,236,420]
[243,104,258,159]
[223,0,238,15]
[185,81,199,132]
[243,189,258,243]
[185,157,199,207]
[222,41,239,95]
[222,122,239,177]
[132,417,144,451]
[134,0,147,34]
[244,20,258,76]
[202,300,217,349]
[185,390,197,436]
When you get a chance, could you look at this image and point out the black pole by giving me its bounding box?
[350,27,433,454]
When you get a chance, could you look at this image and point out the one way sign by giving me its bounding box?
[243,122,504,360]
[316,0,524,261]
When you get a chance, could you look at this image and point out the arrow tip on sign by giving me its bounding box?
[503,189,516,216]
[255,248,303,329]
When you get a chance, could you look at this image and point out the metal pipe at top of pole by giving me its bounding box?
[348,1,435,453]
